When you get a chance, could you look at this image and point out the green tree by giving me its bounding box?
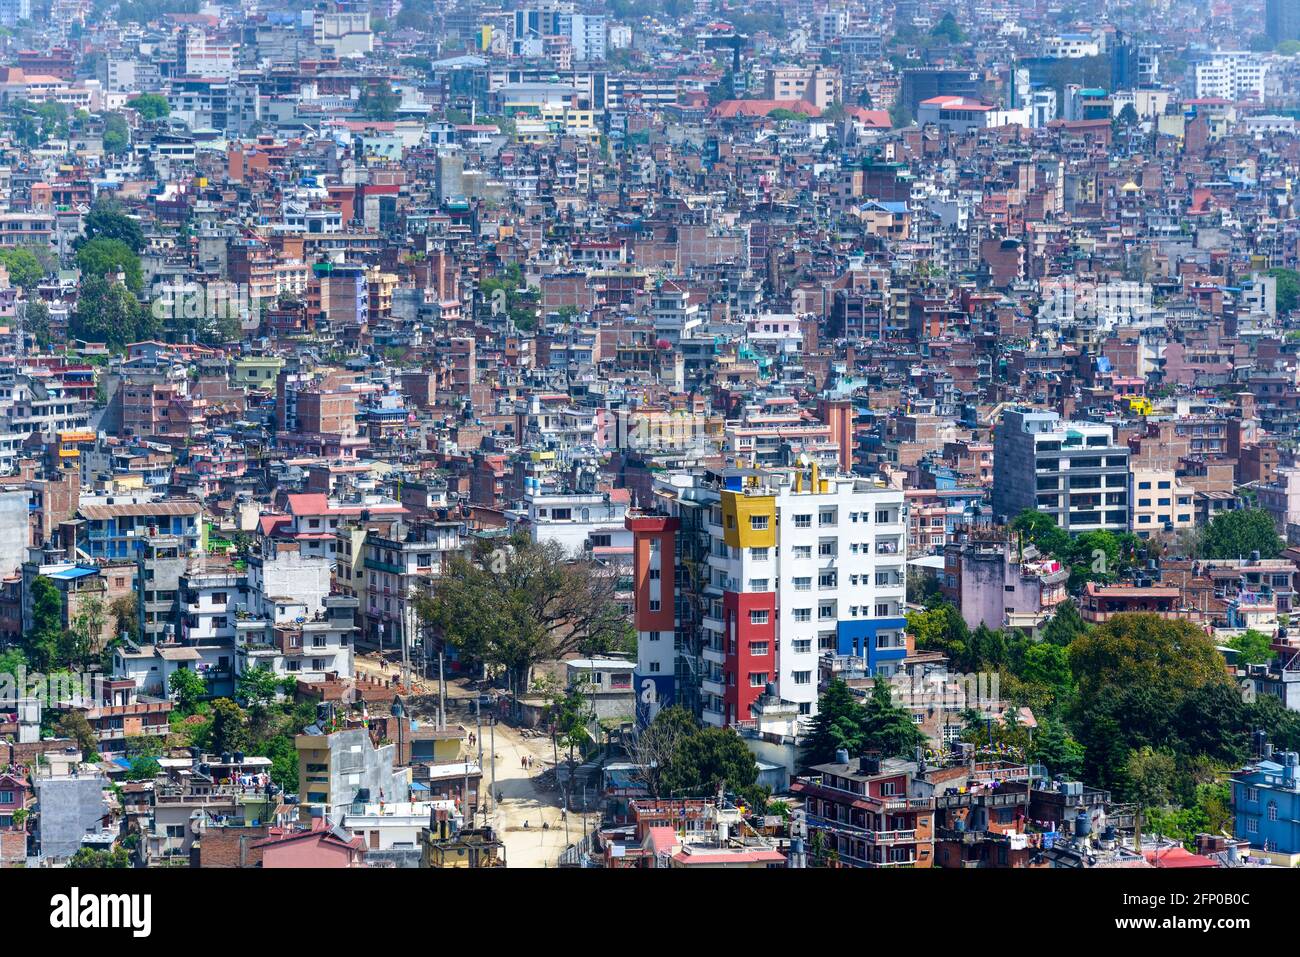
[56,710,98,754]
[359,83,400,120]
[109,593,139,642]
[80,199,145,253]
[1030,718,1085,778]
[102,113,129,154]
[26,576,64,670]
[70,274,157,350]
[68,846,131,868]
[800,678,865,767]
[126,93,170,120]
[630,705,699,799]
[1228,629,1277,665]
[168,668,207,713]
[929,11,965,43]
[1198,508,1283,560]
[127,754,160,780]
[414,532,631,708]
[1070,613,1232,705]
[1010,509,1070,560]
[860,677,925,758]
[236,665,280,707]
[660,723,760,800]
[1043,599,1089,646]
[76,238,142,292]
[0,246,45,288]
[1126,746,1179,808]
[23,298,50,350]
[207,698,248,755]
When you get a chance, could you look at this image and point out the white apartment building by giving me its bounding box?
[635,467,907,727]
[1195,52,1267,102]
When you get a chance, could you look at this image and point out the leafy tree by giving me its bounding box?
[56,710,98,754]
[929,11,965,43]
[660,723,760,800]
[1070,613,1232,705]
[76,238,142,292]
[415,532,632,707]
[102,113,129,154]
[127,754,160,780]
[631,705,698,798]
[168,668,207,713]
[236,665,280,707]
[544,676,596,814]
[265,732,298,791]
[1030,718,1085,778]
[207,698,248,755]
[800,679,865,767]
[109,593,139,642]
[1116,102,1140,125]
[1176,681,1251,765]
[906,602,971,669]
[23,298,50,350]
[70,274,158,350]
[1126,746,1179,808]
[68,846,131,868]
[1198,508,1283,560]
[359,83,400,120]
[0,247,45,288]
[1010,509,1070,560]
[26,576,64,670]
[1228,629,1277,665]
[1043,599,1089,646]
[860,677,925,758]
[80,199,144,253]
[126,93,170,120]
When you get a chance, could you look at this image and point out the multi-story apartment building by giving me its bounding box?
[629,465,907,728]
[993,409,1130,532]
[1194,52,1266,101]
[1129,468,1196,539]
[790,753,935,868]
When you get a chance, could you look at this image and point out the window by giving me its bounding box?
[792,639,812,654]
[1246,816,1259,834]
[748,579,769,591]
[875,603,891,617]
[819,571,837,589]
[648,631,660,642]
[819,510,837,526]
[793,514,812,528]
[819,602,836,620]
[793,670,811,685]
[749,673,769,688]
[649,661,660,673]
[819,539,837,557]
[748,641,769,656]
[1268,801,1279,822]
[648,568,660,579]
[792,545,812,559]
[793,608,811,622]
[751,547,769,561]
[794,577,811,591]
[1246,787,1259,802]
[648,599,660,611]
[749,610,769,625]
[875,510,892,524]
[750,515,769,531]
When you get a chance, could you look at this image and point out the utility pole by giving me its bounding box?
[477,700,486,826]
[438,650,447,732]
[490,714,497,821]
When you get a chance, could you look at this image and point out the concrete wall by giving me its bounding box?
[35,774,109,862]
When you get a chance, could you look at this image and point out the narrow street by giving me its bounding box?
[355,651,581,867]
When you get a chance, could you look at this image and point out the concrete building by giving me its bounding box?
[993,409,1130,532]
[629,466,906,728]
[34,771,110,863]
[1130,469,1197,539]
[296,723,410,824]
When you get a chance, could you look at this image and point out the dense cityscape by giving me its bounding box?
[0,0,1292,896]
